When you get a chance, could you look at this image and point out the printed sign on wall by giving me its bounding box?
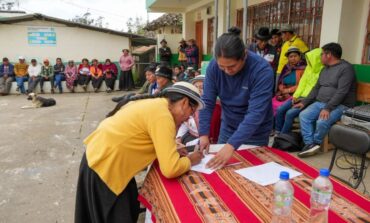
[28,27,56,46]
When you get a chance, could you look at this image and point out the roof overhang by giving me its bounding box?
[146,0,202,13]
[0,13,156,46]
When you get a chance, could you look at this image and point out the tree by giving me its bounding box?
[0,0,18,10]
[126,16,146,35]
[71,11,108,28]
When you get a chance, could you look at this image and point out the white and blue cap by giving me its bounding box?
[319,168,330,177]
[164,81,205,110]
[279,171,290,180]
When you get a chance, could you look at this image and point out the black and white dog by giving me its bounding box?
[22,92,56,109]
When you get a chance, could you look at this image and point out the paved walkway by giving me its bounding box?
[0,92,368,222]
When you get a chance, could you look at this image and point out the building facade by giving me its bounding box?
[0,13,155,64]
[147,0,370,67]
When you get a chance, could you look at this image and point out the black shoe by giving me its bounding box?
[40,89,44,94]
[298,144,321,158]
[112,96,124,103]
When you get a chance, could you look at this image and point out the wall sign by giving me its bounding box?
[28,27,56,46]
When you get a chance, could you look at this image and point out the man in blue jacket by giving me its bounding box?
[199,27,274,169]
[0,57,14,95]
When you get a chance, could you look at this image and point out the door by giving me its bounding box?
[195,21,203,66]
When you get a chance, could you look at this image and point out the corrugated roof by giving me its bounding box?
[0,13,156,46]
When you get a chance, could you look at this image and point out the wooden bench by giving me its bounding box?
[322,82,370,153]
[8,80,120,94]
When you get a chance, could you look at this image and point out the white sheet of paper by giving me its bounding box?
[190,154,215,174]
[209,144,259,153]
[185,138,199,147]
[235,162,302,186]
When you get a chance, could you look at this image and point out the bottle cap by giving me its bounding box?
[279,171,290,180]
[319,168,330,177]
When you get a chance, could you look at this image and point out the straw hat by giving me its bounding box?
[165,82,204,110]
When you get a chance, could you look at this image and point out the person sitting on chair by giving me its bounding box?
[294,43,357,158]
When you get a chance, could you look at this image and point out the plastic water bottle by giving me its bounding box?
[309,168,333,223]
[272,171,294,223]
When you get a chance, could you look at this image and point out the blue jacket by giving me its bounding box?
[0,63,14,77]
[199,51,274,149]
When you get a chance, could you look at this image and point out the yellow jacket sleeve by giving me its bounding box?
[149,116,191,178]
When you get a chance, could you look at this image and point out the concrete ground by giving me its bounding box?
[0,93,369,223]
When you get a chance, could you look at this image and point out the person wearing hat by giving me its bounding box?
[152,65,173,94]
[277,24,309,75]
[272,46,306,116]
[248,27,278,72]
[40,59,54,94]
[74,81,204,223]
[178,38,188,67]
[176,75,205,147]
[159,39,172,67]
[27,58,42,93]
[14,56,29,94]
[270,28,283,58]
[0,57,15,96]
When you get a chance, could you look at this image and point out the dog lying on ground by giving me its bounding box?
[21,92,56,109]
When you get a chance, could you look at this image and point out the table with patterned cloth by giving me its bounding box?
[139,147,370,223]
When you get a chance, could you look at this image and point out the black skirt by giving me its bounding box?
[74,153,140,223]
[119,70,135,90]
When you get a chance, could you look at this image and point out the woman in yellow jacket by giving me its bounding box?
[74,80,204,223]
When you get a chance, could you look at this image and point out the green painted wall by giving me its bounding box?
[157,54,213,66]
[354,64,370,83]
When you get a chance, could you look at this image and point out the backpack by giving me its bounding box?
[272,132,303,152]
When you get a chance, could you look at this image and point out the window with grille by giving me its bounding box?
[363,8,370,64]
[236,0,323,50]
[207,17,215,55]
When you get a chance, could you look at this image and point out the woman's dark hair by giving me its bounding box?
[214,27,246,60]
[105,59,111,63]
[322,42,342,59]
[144,64,156,73]
[82,58,89,63]
[106,91,198,118]
[92,59,98,63]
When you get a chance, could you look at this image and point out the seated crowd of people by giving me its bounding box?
[0,49,137,95]
[0,57,119,95]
